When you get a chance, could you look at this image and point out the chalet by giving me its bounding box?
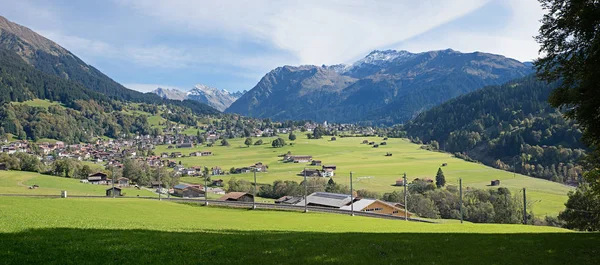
[322,165,337,171]
[106,187,122,197]
[0,163,6,170]
[170,152,183,158]
[301,168,322,177]
[88,172,109,185]
[201,151,213,156]
[117,177,129,186]
[295,192,353,208]
[218,192,254,202]
[189,151,202,157]
[395,179,405,186]
[491,180,501,186]
[311,160,322,166]
[233,167,252,174]
[176,143,194,148]
[150,181,163,189]
[275,196,303,205]
[212,166,224,176]
[322,168,335,177]
[251,162,267,172]
[211,179,224,187]
[173,184,205,198]
[341,199,412,217]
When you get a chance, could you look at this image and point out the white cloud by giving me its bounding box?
[396,0,543,62]
[117,0,490,65]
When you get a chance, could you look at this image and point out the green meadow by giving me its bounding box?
[159,136,573,216]
[0,170,156,197]
[0,197,597,265]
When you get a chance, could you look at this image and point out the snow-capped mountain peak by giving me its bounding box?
[355,49,415,65]
[150,84,246,112]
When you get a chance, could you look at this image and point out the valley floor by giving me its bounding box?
[0,197,597,265]
[158,136,573,216]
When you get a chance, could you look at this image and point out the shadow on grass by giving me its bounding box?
[0,228,598,265]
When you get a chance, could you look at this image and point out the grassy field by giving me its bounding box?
[0,197,597,264]
[156,136,573,216]
[0,170,157,197]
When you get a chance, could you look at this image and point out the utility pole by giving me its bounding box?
[111,166,115,198]
[253,169,257,210]
[303,168,308,213]
[523,188,527,224]
[204,169,208,206]
[403,173,408,221]
[459,178,463,224]
[350,172,354,216]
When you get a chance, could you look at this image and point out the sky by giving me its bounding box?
[0,0,545,93]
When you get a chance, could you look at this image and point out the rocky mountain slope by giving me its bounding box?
[226,49,534,124]
[151,85,245,111]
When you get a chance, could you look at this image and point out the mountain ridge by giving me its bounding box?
[150,85,245,111]
[226,49,533,124]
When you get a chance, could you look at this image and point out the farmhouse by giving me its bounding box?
[201,151,213,156]
[212,166,224,175]
[311,160,322,166]
[322,165,337,171]
[301,168,322,177]
[87,172,109,185]
[173,184,205,198]
[395,179,405,186]
[176,143,194,148]
[106,187,122,197]
[251,162,267,172]
[295,192,353,208]
[211,179,224,187]
[170,152,183,158]
[117,177,129,186]
[150,181,163,189]
[341,199,412,217]
[322,168,335,177]
[288,155,313,163]
[218,192,254,202]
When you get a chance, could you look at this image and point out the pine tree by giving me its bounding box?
[436,168,446,188]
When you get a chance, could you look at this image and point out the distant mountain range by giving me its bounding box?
[0,15,218,115]
[226,49,534,124]
[151,85,246,112]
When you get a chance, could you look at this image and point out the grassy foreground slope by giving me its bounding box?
[159,136,573,216]
[0,197,597,265]
[0,170,156,197]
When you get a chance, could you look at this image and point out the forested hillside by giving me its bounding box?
[403,76,585,184]
[0,15,218,116]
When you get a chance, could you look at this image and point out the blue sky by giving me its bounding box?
[0,0,544,93]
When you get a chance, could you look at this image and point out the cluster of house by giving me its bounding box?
[275,191,412,217]
[301,164,336,177]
